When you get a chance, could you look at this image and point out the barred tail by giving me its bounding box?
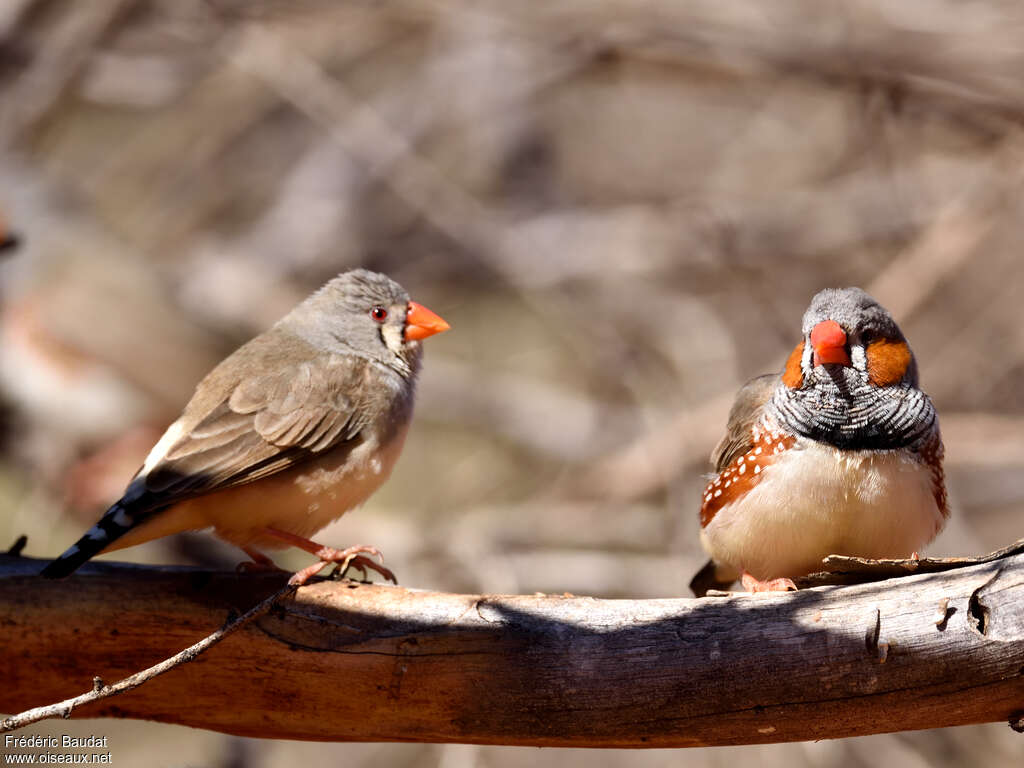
[40,502,139,579]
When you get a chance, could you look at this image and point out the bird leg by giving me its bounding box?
[741,570,797,593]
[262,527,397,586]
[236,547,287,574]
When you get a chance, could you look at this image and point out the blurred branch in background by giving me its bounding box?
[2,0,1024,765]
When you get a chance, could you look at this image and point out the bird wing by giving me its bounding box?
[691,374,778,595]
[710,373,777,473]
[139,347,376,504]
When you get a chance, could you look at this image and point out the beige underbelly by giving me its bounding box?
[701,440,945,581]
[106,425,409,554]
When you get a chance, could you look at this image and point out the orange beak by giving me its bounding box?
[810,319,850,366]
[405,301,451,341]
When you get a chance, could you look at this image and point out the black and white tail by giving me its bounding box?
[40,502,140,578]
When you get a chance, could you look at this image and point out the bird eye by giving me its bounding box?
[370,306,388,322]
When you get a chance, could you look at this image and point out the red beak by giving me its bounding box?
[810,319,850,366]
[405,301,450,341]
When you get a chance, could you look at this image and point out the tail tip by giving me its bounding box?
[39,545,85,579]
[40,561,70,579]
[689,558,737,597]
[39,503,138,579]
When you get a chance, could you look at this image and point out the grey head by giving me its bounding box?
[795,287,918,389]
[279,269,424,379]
[770,287,936,450]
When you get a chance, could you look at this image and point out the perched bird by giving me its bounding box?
[41,269,450,584]
[691,287,946,595]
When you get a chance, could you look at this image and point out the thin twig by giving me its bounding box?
[0,581,297,733]
[6,535,27,556]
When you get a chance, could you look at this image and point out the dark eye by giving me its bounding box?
[370,306,388,322]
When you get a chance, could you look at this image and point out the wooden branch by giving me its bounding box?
[2,552,1024,746]
[1,581,296,732]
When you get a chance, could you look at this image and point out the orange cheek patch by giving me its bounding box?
[865,339,912,387]
[781,341,805,389]
[700,431,796,527]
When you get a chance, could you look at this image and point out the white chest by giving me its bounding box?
[700,439,944,580]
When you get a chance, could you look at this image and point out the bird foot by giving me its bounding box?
[288,544,397,586]
[741,571,798,593]
[326,553,396,583]
[259,527,398,586]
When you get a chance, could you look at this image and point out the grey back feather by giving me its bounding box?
[136,304,412,505]
[711,374,777,472]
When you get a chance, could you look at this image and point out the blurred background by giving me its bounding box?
[2,0,1023,765]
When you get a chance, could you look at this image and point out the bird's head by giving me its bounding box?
[782,287,917,391]
[287,269,450,377]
